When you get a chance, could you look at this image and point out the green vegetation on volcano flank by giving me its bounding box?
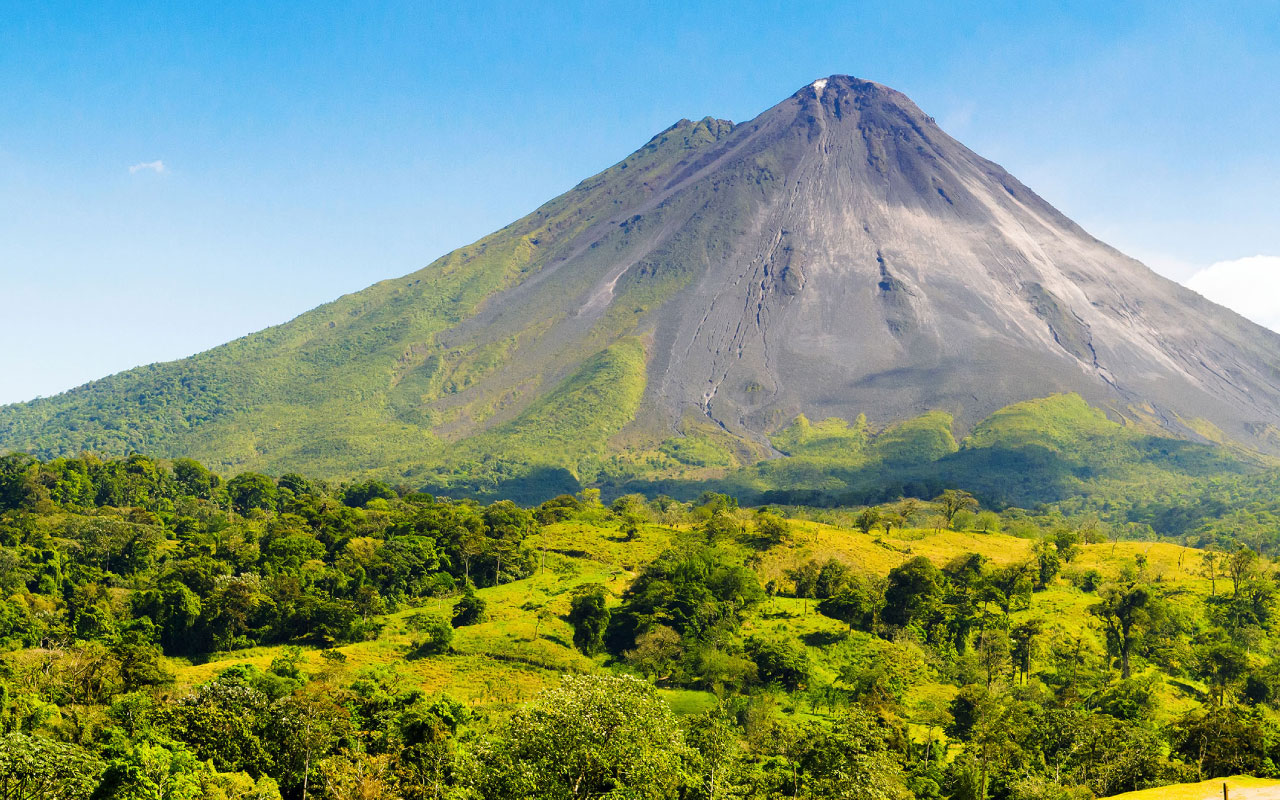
[0,118,740,479]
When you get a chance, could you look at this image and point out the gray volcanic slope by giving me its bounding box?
[645,76,1280,446]
[510,75,1280,449]
[4,75,1280,473]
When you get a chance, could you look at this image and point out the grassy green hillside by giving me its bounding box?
[611,394,1273,519]
[408,337,649,502]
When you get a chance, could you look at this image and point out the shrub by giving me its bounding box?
[406,613,453,657]
[452,588,487,627]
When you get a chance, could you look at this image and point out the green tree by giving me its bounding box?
[975,628,1010,689]
[172,458,216,499]
[817,578,884,632]
[1031,540,1061,589]
[567,584,610,656]
[746,636,809,690]
[974,511,1002,534]
[341,480,397,508]
[984,562,1034,615]
[883,556,943,630]
[406,613,454,657]
[317,749,399,800]
[856,507,881,535]
[393,695,469,800]
[895,498,922,528]
[606,545,762,653]
[815,558,854,599]
[132,580,202,654]
[468,674,691,799]
[934,490,978,530]
[112,630,172,691]
[161,678,273,776]
[1051,527,1081,561]
[946,686,1016,800]
[756,510,791,546]
[624,625,683,681]
[227,473,277,516]
[796,707,909,799]
[1193,629,1248,706]
[879,511,904,537]
[97,739,207,800]
[480,500,536,586]
[684,710,745,800]
[1089,583,1152,679]
[787,560,821,615]
[703,510,743,543]
[0,733,103,800]
[1170,706,1272,780]
[451,587,486,627]
[1226,547,1260,595]
[271,685,351,800]
[1201,550,1221,596]
[1009,619,1042,684]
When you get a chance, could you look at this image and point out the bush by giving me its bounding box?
[745,636,809,690]
[341,480,397,508]
[452,589,486,627]
[1065,567,1102,593]
[974,511,1002,533]
[567,585,610,656]
[406,613,453,657]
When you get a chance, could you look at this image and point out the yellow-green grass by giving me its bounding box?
[166,549,608,702]
[1106,775,1280,799]
[659,688,720,716]
[1073,540,1208,584]
[531,519,680,574]
[164,518,689,706]
[157,516,1227,720]
[759,522,1037,588]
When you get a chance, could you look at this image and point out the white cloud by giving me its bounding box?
[1185,255,1280,333]
[128,160,166,174]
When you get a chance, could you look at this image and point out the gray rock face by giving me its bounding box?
[594,76,1280,448]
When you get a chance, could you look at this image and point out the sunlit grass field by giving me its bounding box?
[1105,775,1280,799]
[164,516,1224,734]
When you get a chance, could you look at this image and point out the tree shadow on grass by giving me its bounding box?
[800,630,847,647]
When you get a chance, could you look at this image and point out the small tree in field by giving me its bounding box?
[452,587,486,627]
[756,510,791,546]
[934,489,978,530]
[567,584,611,656]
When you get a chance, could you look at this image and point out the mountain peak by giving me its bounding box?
[5,77,1280,481]
[794,74,922,111]
[802,73,886,94]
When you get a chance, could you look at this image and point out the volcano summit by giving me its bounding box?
[4,76,1280,489]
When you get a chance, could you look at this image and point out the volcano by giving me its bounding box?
[4,76,1280,483]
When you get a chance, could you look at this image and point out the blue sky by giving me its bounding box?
[2,0,1278,404]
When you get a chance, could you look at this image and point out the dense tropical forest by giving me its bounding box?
[6,451,1280,799]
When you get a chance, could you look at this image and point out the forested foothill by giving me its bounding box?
[6,452,1280,799]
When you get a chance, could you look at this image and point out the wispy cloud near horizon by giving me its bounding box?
[128,159,166,174]
[1186,255,1280,334]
